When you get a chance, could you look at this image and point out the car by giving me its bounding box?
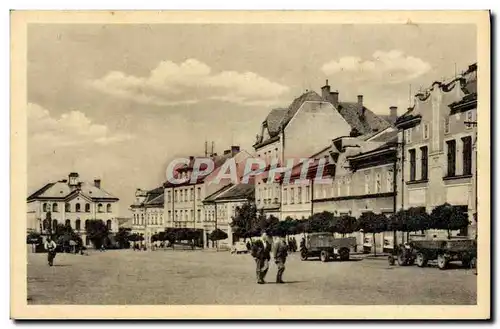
[231,241,249,254]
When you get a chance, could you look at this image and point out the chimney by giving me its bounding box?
[223,149,231,155]
[231,145,240,156]
[330,90,339,108]
[321,79,331,99]
[68,172,79,187]
[357,95,363,106]
[94,179,101,189]
[389,106,398,123]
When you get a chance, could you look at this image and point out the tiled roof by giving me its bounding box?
[265,108,288,137]
[337,102,391,135]
[27,181,118,201]
[368,129,399,143]
[281,91,323,129]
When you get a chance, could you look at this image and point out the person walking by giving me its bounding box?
[44,236,57,266]
[273,234,288,283]
[251,232,272,284]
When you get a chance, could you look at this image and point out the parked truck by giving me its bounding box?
[388,238,477,270]
[300,232,357,262]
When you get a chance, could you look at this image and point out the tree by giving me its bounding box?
[230,202,257,241]
[209,229,228,242]
[430,203,470,238]
[334,215,358,237]
[85,219,109,249]
[357,212,389,256]
[114,228,131,249]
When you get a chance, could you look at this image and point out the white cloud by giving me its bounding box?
[28,103,133,148]
[321,50,431,84]
[87,58,289,106]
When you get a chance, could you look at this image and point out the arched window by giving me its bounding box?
[75,203,81,212]
[65,203,71,212]
[52,203,58,212]
[85,203,90,212]
[65,219,71,227]
[75,219,81,231]
[42,219,49,230]
[141,214,144,225]
[98,203,103,213]
[106,204,112,213]
[106,220,112,230]
[85,219,89,230]
[52,219,58,229]
[42,203,48,212]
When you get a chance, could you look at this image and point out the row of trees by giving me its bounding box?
[231,202,470,254]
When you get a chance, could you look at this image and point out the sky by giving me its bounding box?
[27,23,477,216]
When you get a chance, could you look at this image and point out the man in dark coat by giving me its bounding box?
[251,233,272,284]
[273,234,289,283]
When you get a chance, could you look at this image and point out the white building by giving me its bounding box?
[27,172,120,246]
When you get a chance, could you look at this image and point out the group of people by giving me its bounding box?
[250,232,289,284]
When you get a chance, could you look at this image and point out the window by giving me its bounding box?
[290,187,295,204]
[85,220,89,229]
[75,203,81,212]
[423,123,429,139]
[197,209,201,222]
[175,210,178,221]
[345,177,351,195]
[168,211,172,221]
[167,191,171,203]
[386,171,393,192]
[197,187,201,200]
[85,203,90,212]
[107,204,112,213]
[405,128,412,143]
[409,149,416,181]
[98,203,103,213]
[190,210,194,222]
[65,219,71,227]
[43,220,49,230]
[175,190,178,202]
[444,117,450,134]
[52,203,58,212]
[446,140,457,177]
[106,220,112,230]
[75,219,81,231]
[190,188,194,201]
[420,146,428,180]
[462,136,472,175]
[465,111,473,130]
[305,186,310,203]
[337,178,342,196]
[297,187,302,203]
[364,174,371,194]
[52,219,58,229]
[141,214,144,225]
[65,203,71,212]
[42,203,48,212]
[375,173,381,193]
[283,188,288,205]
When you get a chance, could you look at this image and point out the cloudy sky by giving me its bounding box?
[27,24,476,216]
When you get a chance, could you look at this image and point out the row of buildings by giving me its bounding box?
[27,63,478,251]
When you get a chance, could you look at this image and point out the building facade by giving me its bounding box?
[27,172,120,246]
[395,63,477,239]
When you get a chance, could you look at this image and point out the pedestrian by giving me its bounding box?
[251,232,272,284]
[273,233,288,283]
[44,235,57,266]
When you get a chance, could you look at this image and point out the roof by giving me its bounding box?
[145,193,164,207]
[27,180,118,201]
[337,102,391,136]
[213,184,255,202]
[117,217,133,228]
[265,108,288,137]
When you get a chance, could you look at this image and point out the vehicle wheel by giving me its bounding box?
[397,252,408,266]
[388,255,395,266]
[437,253,449,270]
[416,252,428,267]
[339,248,350,261]
[300,250,308,261]
[320,250,330,262]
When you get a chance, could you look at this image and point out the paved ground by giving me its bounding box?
[27,249,477,305]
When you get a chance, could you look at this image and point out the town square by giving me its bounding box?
[22,17,484,311]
